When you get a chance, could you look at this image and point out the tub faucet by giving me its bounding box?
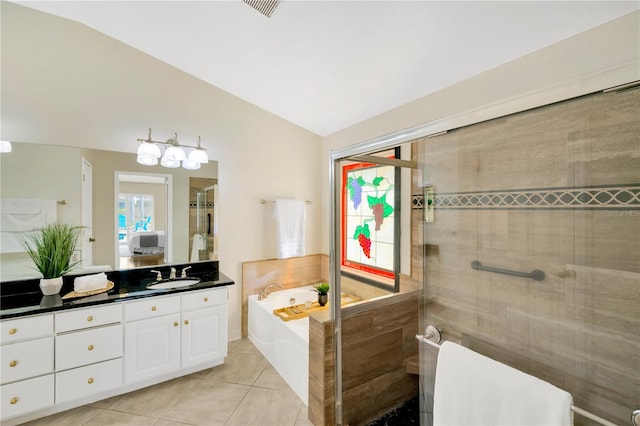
[258,284,283,301]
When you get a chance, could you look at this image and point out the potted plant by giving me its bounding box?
[312,282,330,306]
[23,222,82,295]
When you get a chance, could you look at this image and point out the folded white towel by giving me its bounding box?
[273,199,305,259]
[74,272,108,293]
[433,341,573,426]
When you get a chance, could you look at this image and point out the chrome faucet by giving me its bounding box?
[169,267,177,280]
[258,284,283,301]
[181,266,192,278]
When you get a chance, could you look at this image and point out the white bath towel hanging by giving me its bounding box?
[433,341,573,426]
[273,199,305,259]
[0,198,57,253]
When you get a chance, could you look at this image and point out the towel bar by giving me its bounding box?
[415,328,636,426]
[261,199,312,205]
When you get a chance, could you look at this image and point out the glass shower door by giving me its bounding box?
[417,88,640,426]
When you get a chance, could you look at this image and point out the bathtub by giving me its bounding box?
[248,286,317,406]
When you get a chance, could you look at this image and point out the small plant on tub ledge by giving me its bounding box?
[22,222,82,296]
[311,282,330,306]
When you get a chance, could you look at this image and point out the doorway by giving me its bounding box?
[114,172,172,269]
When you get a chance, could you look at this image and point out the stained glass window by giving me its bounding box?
[342,162,395,279]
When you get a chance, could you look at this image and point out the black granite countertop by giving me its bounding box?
[0,261,234,320]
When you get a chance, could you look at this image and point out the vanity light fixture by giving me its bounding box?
[0,140,12,153]
[136,128,208,169]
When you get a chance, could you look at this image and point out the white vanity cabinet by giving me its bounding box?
[0,314,55,421]
[0,283,230,425]
[181,287,227,367]
[124,287,227,384]
[54,304,123,404]
[123,295,181,384]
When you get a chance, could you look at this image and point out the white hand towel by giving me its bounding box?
[190,234,205,262]
[433,341,573,426]
[273,199,305,259]
[74,272,108,293]
[1,199,57,253]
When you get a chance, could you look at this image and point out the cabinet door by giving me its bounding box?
[181,305,227,368]
[124,313,180,384]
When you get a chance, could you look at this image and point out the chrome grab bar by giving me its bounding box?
[416,325,637,425]
[471,260,545,281]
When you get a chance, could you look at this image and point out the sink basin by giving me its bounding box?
[147,278,201,290]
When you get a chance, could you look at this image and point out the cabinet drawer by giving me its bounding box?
[124,295,180,322]
[56,324,123,371]
[1,337,54,385]
[55,358,122,404]
[1,314,53,343]
[182,287,226,311]
[56,304,122,333]
[1,374,54,420]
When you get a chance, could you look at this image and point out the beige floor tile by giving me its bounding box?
[204,351,268,386]
[253,365,291,391]
[227,339,241,353]
[83,410,158,425]
[230,338,262,356]
[295,405,314,426]
[225,387,302,426]
[23,405,102,425]
[154,419,198,425]
[109,376,199,418]
[161,381,250,426]
[90,394,124,410]
[184,368,211,380]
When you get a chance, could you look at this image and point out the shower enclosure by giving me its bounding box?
[329,86,639,425]
[189,178,218,262]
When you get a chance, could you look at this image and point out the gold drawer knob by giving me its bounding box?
[184,320,189,325]
[10,397,18,405]
[204,297,208,302]
[173,321,179,327]
[151,306,157,311]
[9,360,18,367]
[87,316,93,322]
[9,328,17,335]
[88,344,94,351]
[88,378,94,384]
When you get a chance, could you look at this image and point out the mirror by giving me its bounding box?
[0,142,218,281]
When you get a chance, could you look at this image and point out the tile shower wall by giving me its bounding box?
[419,88,639,425]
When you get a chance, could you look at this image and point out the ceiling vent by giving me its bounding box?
[243,0,280,18]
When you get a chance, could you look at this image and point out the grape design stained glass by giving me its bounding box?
[343,164,395,277]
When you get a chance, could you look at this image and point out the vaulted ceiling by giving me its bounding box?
[14,1,640,136]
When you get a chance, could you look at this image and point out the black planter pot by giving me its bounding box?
[318,293,328,306]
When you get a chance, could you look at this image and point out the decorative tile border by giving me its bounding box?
[189,202,215,208]
[413,184,640,210]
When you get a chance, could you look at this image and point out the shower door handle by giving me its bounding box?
[207,213,211,235]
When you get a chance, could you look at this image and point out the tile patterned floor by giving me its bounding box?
[24,339,313,426]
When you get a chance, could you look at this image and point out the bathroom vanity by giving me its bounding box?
[0,261,233,425]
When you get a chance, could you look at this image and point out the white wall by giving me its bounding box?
[321,11,640,254]
[0,2,323,340]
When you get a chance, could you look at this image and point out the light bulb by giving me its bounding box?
[160,152,180,168]
[137,153,158,166]
[188,148,208,164]
[136,141,161,158]
[0,140,12,153]
[182,158,201,170]
[164,145,185,161]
